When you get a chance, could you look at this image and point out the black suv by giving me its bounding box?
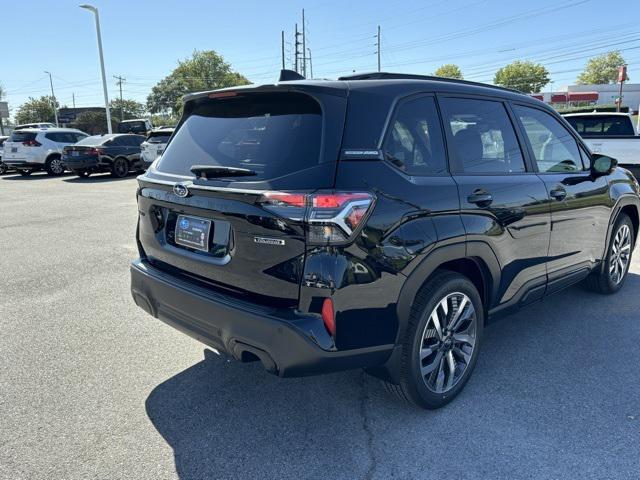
[130,72,640,409]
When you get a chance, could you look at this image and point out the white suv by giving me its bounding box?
[140,127,173,169]
[2,128,88,176]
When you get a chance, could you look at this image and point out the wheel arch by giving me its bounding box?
[396,242,500,343]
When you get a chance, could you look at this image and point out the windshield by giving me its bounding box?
[565,115,636,136]
[155,92,322,180]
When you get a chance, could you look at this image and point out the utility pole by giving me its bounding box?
[72,93,76,108]
[376,25,381,72]
[44,71,59,127]
[307,48,313,78]
[80,4,112,134]
[302,9,306,77]
[114,75,126,121]
[294,23,302,74]
[281,30,285,70]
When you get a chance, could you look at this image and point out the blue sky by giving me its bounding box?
[3,0,640,118]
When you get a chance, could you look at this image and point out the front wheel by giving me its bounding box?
[110,157,129,178]
[384,270,484,409]
[585,213,635,294]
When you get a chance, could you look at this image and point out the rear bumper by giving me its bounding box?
[130,259,393,377]
[62,157,100,169]
[3,160,42,170]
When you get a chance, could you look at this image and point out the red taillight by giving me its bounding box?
[321,298,336,336]
[259,191,374,244]
[88,148,104,156]
[22,139,41,147]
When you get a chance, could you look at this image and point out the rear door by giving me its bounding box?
[440,95,551,307]
[137,89,347,305]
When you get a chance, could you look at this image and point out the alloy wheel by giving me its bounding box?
[419,292,477,394]
[609,224,632,284]
[50,158,64,175]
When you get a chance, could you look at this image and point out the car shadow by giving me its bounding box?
[63,174,139,183]
[145,272,640,479]
[1,172,73,180]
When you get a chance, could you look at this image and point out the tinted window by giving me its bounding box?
[8,131,37,143]
[46,132,80,143]
[515,105,584,173]
[440,98,525,173]
[117,121,147,134]
[565,115,635,137]
[76,135,107,146]
[129,135,145,146]
[146,131,172,144]
[156,92,322,180]
[383,96,446,175]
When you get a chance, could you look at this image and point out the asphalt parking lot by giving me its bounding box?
[0,172,639,480]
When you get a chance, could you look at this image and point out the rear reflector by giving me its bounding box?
[321,298,335,336]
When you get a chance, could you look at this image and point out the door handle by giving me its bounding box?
[549,187,567,201]
[467,190,493,206]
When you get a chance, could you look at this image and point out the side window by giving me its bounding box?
[439,97,526,174]
[74,133,87,143]
[110,136,126,147]
[382,96,447,175]
[45,133,61,142]
[514,105,585,173]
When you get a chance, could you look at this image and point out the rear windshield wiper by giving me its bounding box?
[190,165,257,179]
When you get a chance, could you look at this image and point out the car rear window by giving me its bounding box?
[75,135,106,146]
[155,92,322,180]
[565,116,635,136]
[146,131,172,144]
[118,121,146,133]
[8,131,37,143]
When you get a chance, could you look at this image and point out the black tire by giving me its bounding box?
[0,162,7,175]
[18,169,32,177]
[110,157,129,178]
[74,169,91,178]
[585,213,635,294]
[45,155,65,176]
[383,270,484,409]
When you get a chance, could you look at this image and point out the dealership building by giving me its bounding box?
[532,83,640,113]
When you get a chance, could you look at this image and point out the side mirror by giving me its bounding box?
[591,154,617,176]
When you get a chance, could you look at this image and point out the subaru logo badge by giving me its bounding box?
[173,183,189,198]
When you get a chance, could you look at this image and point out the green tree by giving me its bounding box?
[494,61,549,93]
[147,50,250,116]
[14,96,58,124]
[109,98,146,122]
[433,64,463,79]
[577,51,628,85]
[71,110,116,135]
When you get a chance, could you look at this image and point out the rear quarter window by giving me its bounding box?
[155,92,322,180]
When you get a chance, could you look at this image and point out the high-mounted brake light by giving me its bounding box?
[259,191,375,244]
[208,91,238,99]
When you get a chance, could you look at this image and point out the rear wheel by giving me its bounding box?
[111,157,129,178]
[586,213,634,294]
[45,156,65,176]
[18,169,31,177]
[384,270,484,409]
[0,162,7,175]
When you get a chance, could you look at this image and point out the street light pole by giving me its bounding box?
[80,4,112,133]
[44,71,59,127]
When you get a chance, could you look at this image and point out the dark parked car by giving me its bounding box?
[62,133,145,178]
[130,71,640,409]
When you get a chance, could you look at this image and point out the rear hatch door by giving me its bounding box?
[137,86,347,305]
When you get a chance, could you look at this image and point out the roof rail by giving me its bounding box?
[337,72,522,94]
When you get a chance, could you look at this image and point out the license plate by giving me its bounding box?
[72,151,79,157]
[11,147,17,153]
[175,215,211,252]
